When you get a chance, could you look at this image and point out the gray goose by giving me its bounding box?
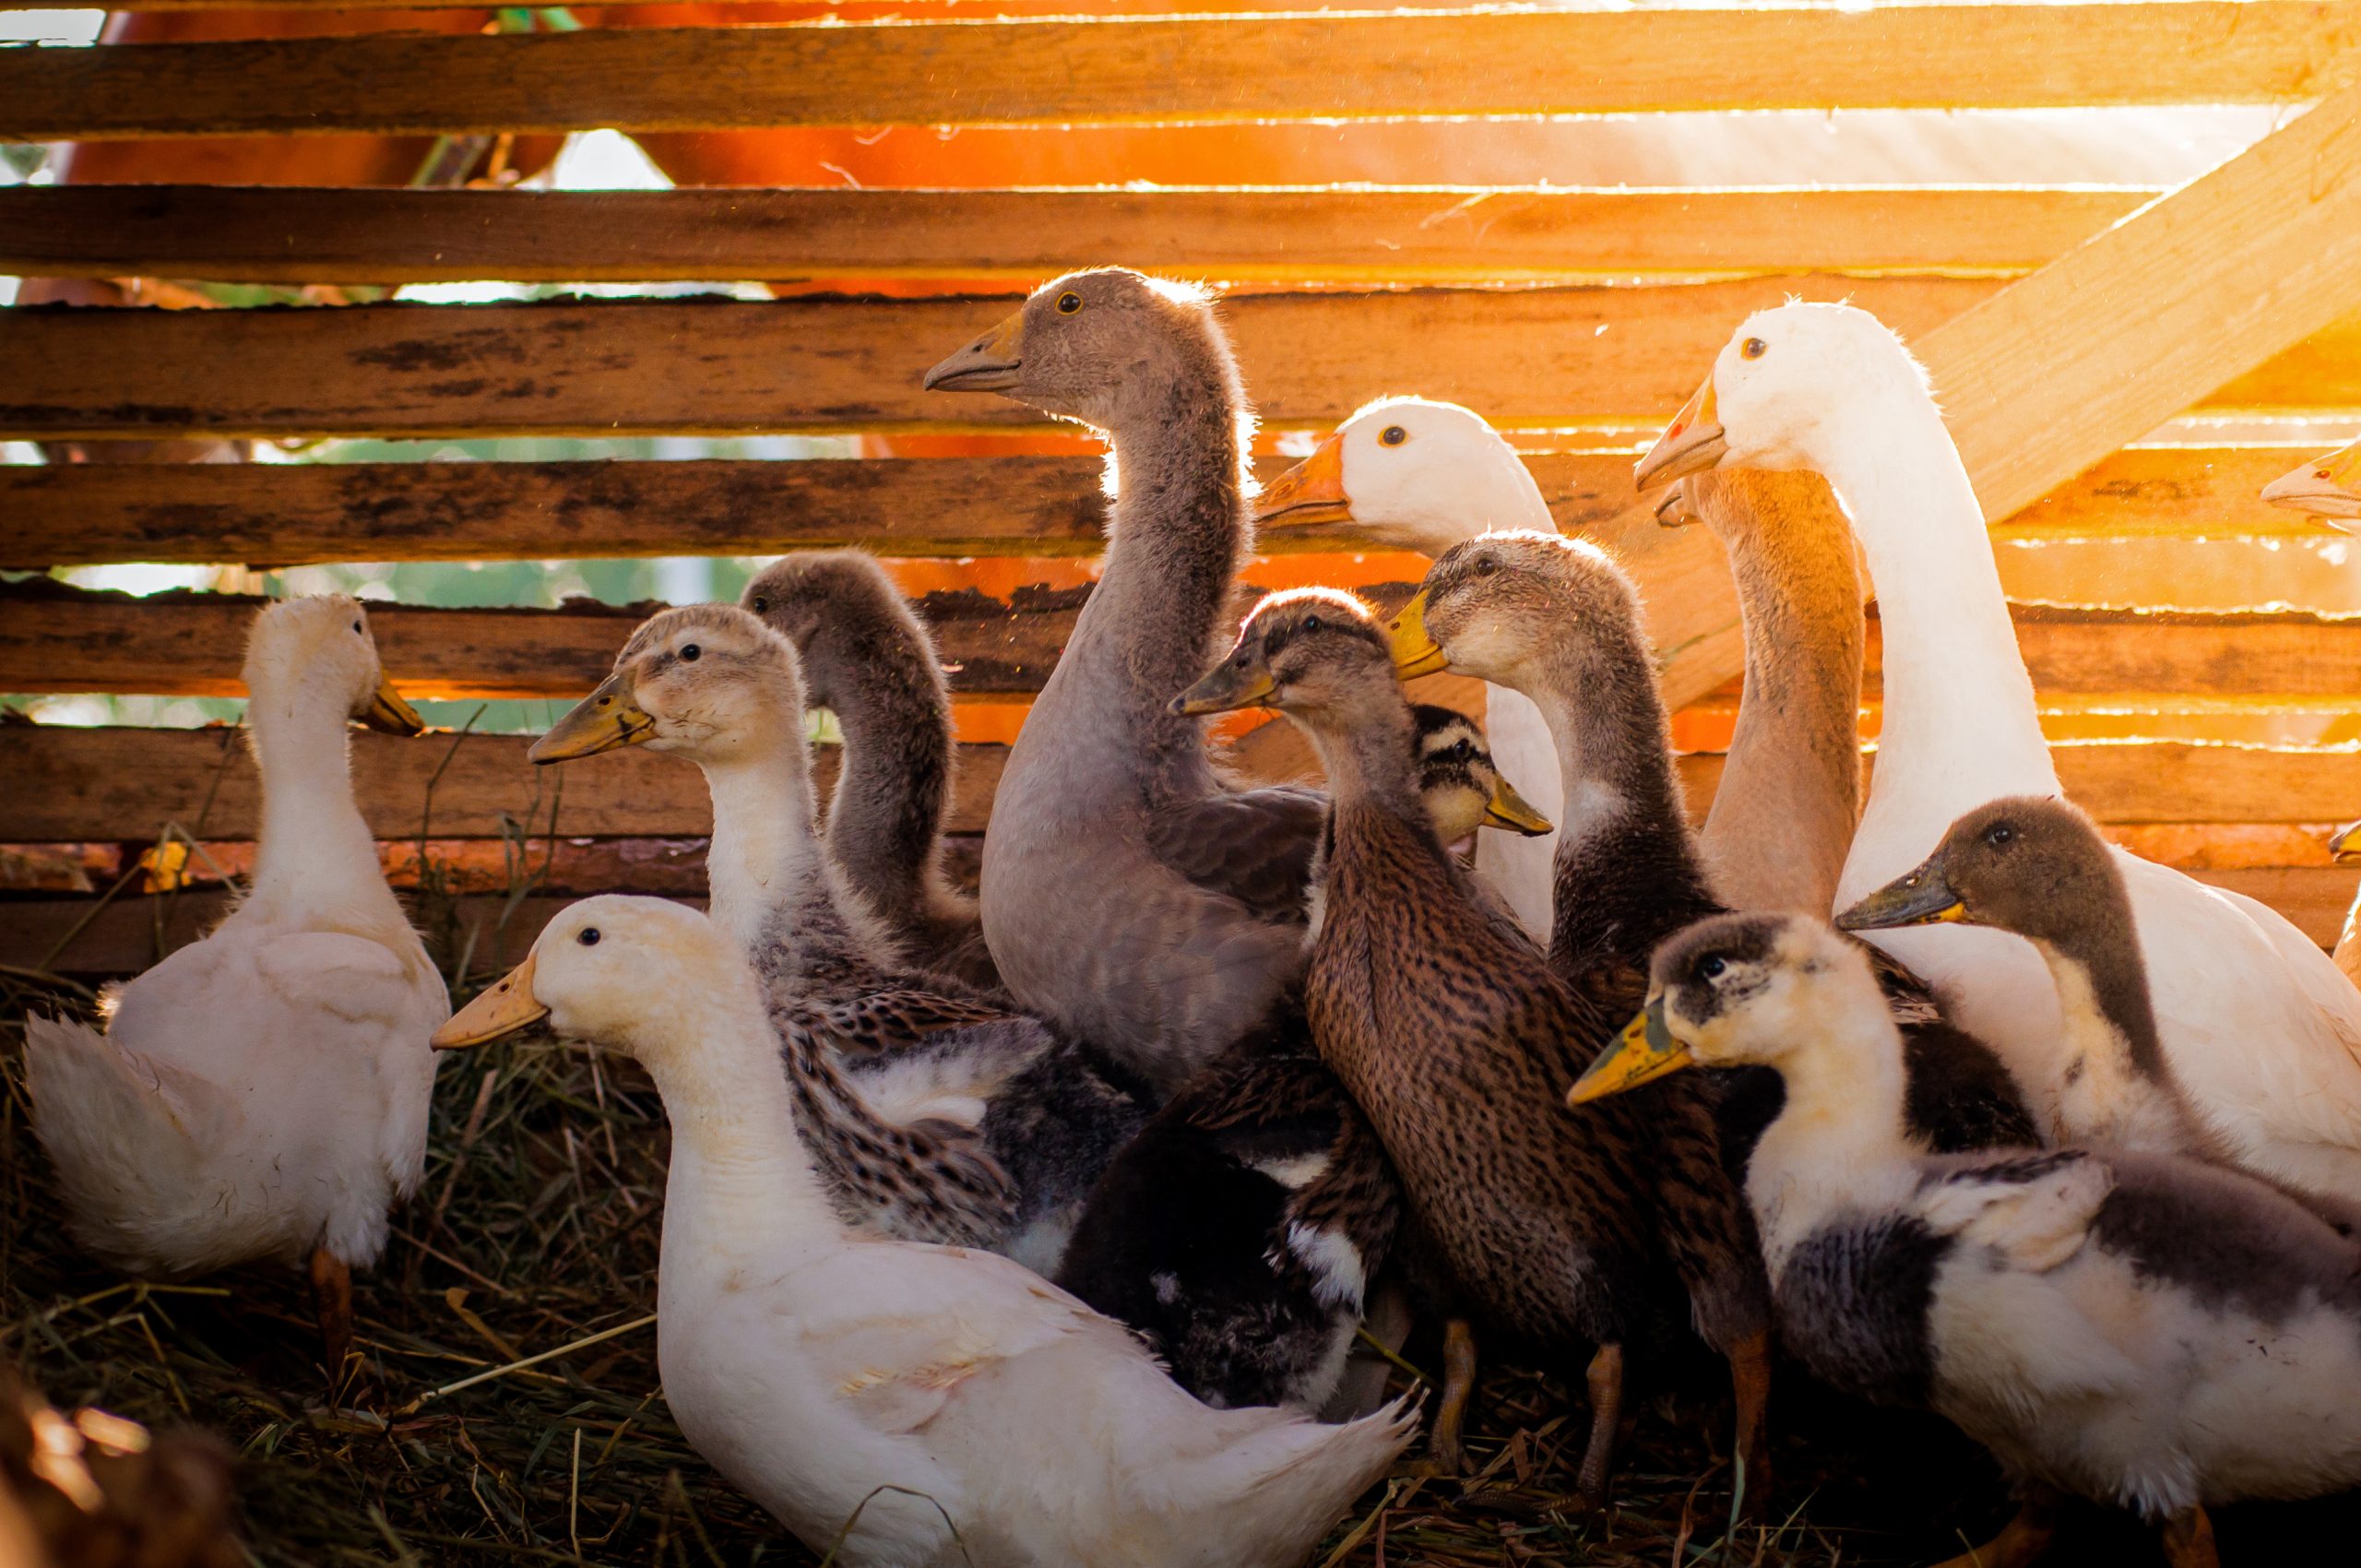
[924,267,1325,1095]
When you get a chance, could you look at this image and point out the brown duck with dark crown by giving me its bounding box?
[925,267,1325,1095]
[742,550,1001,994]
[1175,586,1773,1503]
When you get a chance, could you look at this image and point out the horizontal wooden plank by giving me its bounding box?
[6,7,2356,141]
[2,445,2332,573]
[17,579,2361,706]
[0,184,2153,286]
[10,287,2361,442]
[6,721,2356,847]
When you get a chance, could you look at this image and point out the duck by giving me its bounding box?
[741,550,1001,993]
[1632,301,2361,1208]
[1253,397,1564,938]
[1177,586,1773,1503]
[429,895,1414,1568]
[1571,909,2361,1568]
[1051,700,1548,1425]
[1386,529,2036,1160]
[530,604,1145,1275]
[23,595,445,1375]
[925,268,1328,1095]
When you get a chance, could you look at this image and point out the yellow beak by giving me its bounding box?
[1567,1001,1694,1108]
[922,307,1026,393]
[1633,373,1727,492]
[1170,661,1277,717]
[1254,435,1354,529]
[529,672,656,764]
[2331,819,2361,864]
[1652,479,1699,529]
[433,952,546,1050]
[1386,591,1451,679]
[1833,862,1971,932]
[1481,775,1554,837]
[358,677,426,736]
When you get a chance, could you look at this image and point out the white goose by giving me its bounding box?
[433,896,1412,1568]
[24,596,446,1370]
[1634,302,2361,1208]
[1255,397,1563,938]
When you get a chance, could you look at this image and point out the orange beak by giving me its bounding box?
[1254,435,1353,529]
[1633,374,1727,492]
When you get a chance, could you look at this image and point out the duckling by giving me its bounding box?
[925,268,1328,1094]
[431,897,1414,1568]
[1053,700,1548,1420]
[1386,529,2037,1160]
[1572,910,2361,1568]
[23,596,444,1375]
[1177,587,1772,1503]
[741,551,1001,993]
[531,606,1143,1275]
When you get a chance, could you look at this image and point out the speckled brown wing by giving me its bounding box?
[1145,784,1330,925]
[798,988,1026,1055]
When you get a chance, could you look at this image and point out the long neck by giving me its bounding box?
[821,649,954,928]
[1748,1009,1921,1278]
[2028,932,2200,1149]
[1303,695,1428,839]
[1833,407,2057,873]
[699,735,829,958]
[1696,469,1865,916]
[243,682,395,921]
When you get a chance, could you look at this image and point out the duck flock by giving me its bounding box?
[23,273,2361,1568]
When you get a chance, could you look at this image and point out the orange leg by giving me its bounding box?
[1423,1318,1478,1474]
[2160,1507,2218,1568]
[1575,1342,1624,1503]
[1934,1490,2061,1568]
[1726,1328,1774,1513]
[309,1244,353,1384]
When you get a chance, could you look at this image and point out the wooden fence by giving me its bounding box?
[7,0,2361,976]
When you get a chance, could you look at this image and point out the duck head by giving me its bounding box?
[1384,529,1645,693]
[1568,912,1883,1105]
[2260,436,2361,524]
[531,605,806,766]
[1409,704,1554,840]
[742,550,942,718]
[243,593,423,735]
[922,267,1234,434]
[1835,795,2115,946]
[1255,397,1547,554]
[432,897,750,1071]
[1170,586,1402,727]
[1632,303,1935,492]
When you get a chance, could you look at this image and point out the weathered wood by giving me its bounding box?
[6,7,2356,141]
[0,184,2153,286]
[10,286,2361,443]
[0,725,1008,843]
[2,445,2328,573]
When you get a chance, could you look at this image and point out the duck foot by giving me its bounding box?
[1933,1490,2059,1568]
[2160,1507,2218,1568]
[1726,1328,1774,1514]
[309,1244,353,1385]
[1401,1319,1479,1477]
[1574,1341,1623,1503]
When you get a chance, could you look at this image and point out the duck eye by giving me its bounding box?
[1301,614,1323,635]
[351,620,363,634]
[1450,740,1473,761]
[2320,469,2335,481]
[1700,956,1727,979]
[1056,291,1083,315]
[1471,556,1497,577]
[752,596,769,613]
[1986,823,2015,848]
[679,644,701,662]
[577,927,601,947]
[1380,425,1407,446]
[1741,337,1768,360]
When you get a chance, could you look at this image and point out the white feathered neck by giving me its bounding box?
[239,671,410,944]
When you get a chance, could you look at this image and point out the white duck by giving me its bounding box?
[432,896,1412,1568]
[1633,302,2361,1209]
[24,596,445,1372]
[1255,397,1562,939]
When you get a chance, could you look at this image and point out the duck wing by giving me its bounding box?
[1916,1150,2114,1272]
[1145,784,1329,925]
[798,988,1026,1056]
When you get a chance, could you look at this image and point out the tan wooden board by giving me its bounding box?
[0,184,2153,286]
[6,7,2356,141]
[9,285,2361,443]
[2,445,2332,573]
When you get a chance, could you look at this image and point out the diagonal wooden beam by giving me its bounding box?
[1636,76,2361,710]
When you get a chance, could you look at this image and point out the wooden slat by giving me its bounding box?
[6,7,2357,141]
[10,285,2361,443]
[0,184,2153,286]
[6,723,2355,845]
[1,445,2331,573]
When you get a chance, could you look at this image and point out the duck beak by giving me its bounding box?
[1835,861,1970,931]
[1653,479,1698,529]
[1568,999,1692,1107]
[1254,435,1353,529]
[2260,443,2361,522]
[358,677,426,736]
[529,672,656,763]
[1170,660,1276,717]
[923,307,1026,393]
[433,953,545,1050]
[1387,591,1451,679]
[1480,774,1554,837]
[2331,820,2361,864]
[1633,374,1727,492]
